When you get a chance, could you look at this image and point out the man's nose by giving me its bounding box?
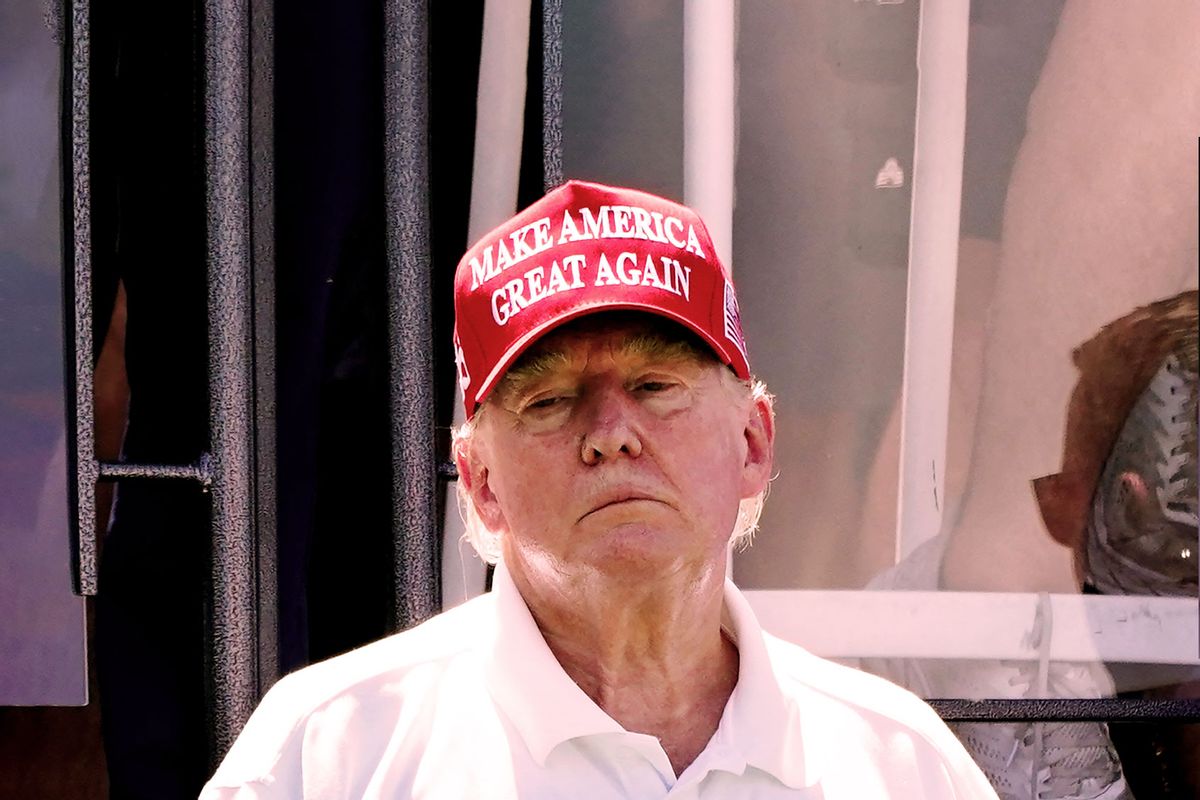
[580,385,643,465]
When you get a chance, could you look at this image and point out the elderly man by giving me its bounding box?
[202,181,995,798]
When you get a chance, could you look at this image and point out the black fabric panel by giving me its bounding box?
[274,0,390,668]
[90,1,210,797]
[429,0,484,443]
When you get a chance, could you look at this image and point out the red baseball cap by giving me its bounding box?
[453,180,751,418]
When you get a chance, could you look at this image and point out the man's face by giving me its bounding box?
[460,314,773,586]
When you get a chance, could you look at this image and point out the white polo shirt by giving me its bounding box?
[201,564,997,799]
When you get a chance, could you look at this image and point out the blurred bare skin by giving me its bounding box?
[942,0,1199,592]
[860,0,1200,592]
[856,237,1000,579]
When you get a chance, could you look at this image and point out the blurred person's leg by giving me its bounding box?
[855,237,1000,575]
[860,4,1199,797]
[942,0,1200,593]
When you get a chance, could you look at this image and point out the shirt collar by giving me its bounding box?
[483,561,624,766]
[482,561,816,789]
[717,579,816,790]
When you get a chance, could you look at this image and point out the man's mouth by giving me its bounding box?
[579,491,664,521]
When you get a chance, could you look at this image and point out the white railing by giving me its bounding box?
[747,590,1200,667]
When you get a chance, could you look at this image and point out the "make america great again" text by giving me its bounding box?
[490,251,691,325]
[470,205,705,326]
[468,205,706,291]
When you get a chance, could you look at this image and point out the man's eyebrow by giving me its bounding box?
[499,333,709,398]
[497,349,571,400]
[621,333,708,364]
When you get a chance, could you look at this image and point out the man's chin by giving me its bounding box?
[574,525,708,575]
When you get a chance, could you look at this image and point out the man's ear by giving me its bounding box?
[456,432,507,532]
[741,393,775,498]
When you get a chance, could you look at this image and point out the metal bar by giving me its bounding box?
[541,0,563,191]
[97,460,212,485]
[440,0,529,610]
[467,0,531,238]
[896,0,970,559]
[384,0,440,631]
[748,590,1199,665]
[930,697,1200,723]
[682,0,735,267]
[249,0,280,698]
[67,0,98,597]
[204,0,259,765]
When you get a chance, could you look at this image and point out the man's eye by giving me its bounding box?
[525,394,569,411]
[636,380,676,393]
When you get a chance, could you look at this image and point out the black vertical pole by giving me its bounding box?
[205,0,259,764]
[542,0,564,191]
[249,0,280,697]
[383,0,440,631]
[66,0,98,597]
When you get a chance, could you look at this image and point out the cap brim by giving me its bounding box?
[469,300,746,417]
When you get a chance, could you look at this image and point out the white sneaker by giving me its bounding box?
[860,537,1135,800]
[864,656,1134,799]
[955,719,1131,800]
[947,658,1134,800]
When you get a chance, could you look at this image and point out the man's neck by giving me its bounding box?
[505,558,739,776]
